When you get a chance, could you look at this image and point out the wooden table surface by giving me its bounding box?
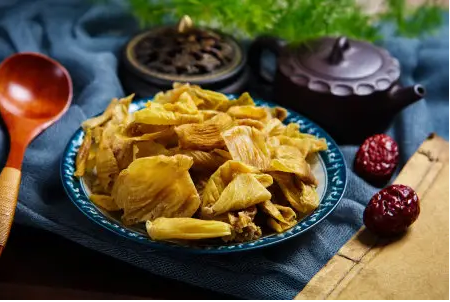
[0,225,233,299]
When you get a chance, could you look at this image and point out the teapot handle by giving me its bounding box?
[248,36,286,83]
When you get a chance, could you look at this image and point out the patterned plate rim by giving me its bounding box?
[60,97,347,254]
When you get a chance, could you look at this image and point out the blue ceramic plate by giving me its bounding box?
[61,96,347,253]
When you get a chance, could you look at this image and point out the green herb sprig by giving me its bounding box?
[112,0,445,42]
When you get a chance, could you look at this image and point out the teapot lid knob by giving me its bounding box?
[327,36,350,64]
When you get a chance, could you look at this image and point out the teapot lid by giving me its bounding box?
[281,36,400,96]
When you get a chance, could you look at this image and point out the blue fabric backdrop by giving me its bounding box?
[0,0,448,299]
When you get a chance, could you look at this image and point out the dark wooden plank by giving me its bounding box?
[0,225,233,300]
[0,283,144,300]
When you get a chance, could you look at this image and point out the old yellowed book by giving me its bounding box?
[296,135,449,300]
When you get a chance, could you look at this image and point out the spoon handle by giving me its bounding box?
[0,167,21,255]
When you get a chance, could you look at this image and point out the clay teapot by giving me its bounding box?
[249,36,425,144]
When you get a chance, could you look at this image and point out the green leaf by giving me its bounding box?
[101,0,444,42]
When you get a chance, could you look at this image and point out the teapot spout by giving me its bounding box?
[389,84,426,111]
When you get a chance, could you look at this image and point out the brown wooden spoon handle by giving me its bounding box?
[0,167,21,255]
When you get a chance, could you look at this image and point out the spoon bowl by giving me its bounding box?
[0,52,72,255]
[0,53,71,119]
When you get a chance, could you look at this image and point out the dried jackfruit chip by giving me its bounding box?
[92,127,103,144]
[224,206,262,242]
[259,106,288,123]
[282,123,327,153]
[283,123,301,137]
[205,173,271,216]
[266,136,281,155]
[86,142,98,173]
[275,203,297,222]
[299,134,328,153]
[271,172,319,214]
[126,123,170,136]
[271,107,288,122]
[276,136,310,158]
[133,141,169,160]
[236,118,265,130]
[104,122,168,170]
[227,105,268,120]
[212,149,232,160]
[119,93,134,108]
[82,94,133,131]
[176,149,230,171]
[227,211,259,239]
[259,200,296,224]
[193,87,229,110]
[82,99,117,130]
[120,172,201,224]
[222,126,271,170]
[252,173,273,187]
[111,137,134,170]
[112,155,200,225]
[267,217,297,233]
[134,102,203,125]
[201,110,220,120]
[90,194,120,211]
[163,91,198,114]
[201,160,260,210]
[111,94,134,125]
[278,135,327,158]
[264,118,286,136]
[124,122,178,146]
[101,124,133,170]
[260,200,286,223]
[74,129,92,177]
[215,92,255,112]
[175,113,234,151]
[130,127,176,143]
[96,129,120,193]
[153,82,195,104]
[119,178,198,225]
[111,154,193,208]
[146,217,232,240]
[269,144,316,184]
[114,131,176,169]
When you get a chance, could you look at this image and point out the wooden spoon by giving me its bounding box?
[0,52,72,255]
